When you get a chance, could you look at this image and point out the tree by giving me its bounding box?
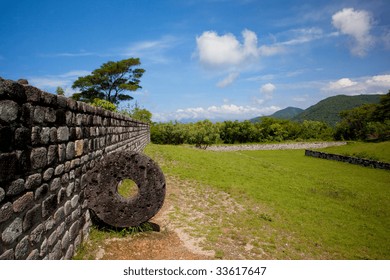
[71,58,145,104]
[56,86,65,96]
[120,103,152,123]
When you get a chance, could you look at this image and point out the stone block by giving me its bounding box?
[48,229,58,247]
[40,238,48,257]
[66,142,75,160]
[23,204,41,231]
[49,240,62,260]
[64,244,74,260]
[29,223,45,245]
[25,173,42,189]
[49,127,57,142]
[40,127,50,144]
[2,217,22,244]
[30,147,47,170]
[14,126,30,149]
[42,194,57,218]
[64,200,72,215]
[31,126,41,145]
[54,164,64,176]
[47,144,58,166]
[43,168,54,181]
[50,177,61,191]
[0,100,19,123]
[0,202,13,223]
[34,183,48,200]
[0,249,14,260]
[15,236,29,260]
[13,191,34,212]
[6,178,25,196]
[75,139,84,156]
[27,249,40,260]
[45,108,56,123]
[57,126,69,142]
[61,231,70,250]
[69,220,80,241]
[33,106,46,124]
[58,143,66,162]
[54,206,65,224]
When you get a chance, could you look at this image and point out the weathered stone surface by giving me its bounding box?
[57,126,69,142]
[29,223,45,245]
[75,139,84,156]
[13,191,34,212]
[66,142,75,160]
[58,143,66,162]
[0,187,4,202]
[6,178,25,196]
[0,100,19,123]
[49,127,57,142]
[27,249,40,260]
[43,168,54,181]
[64,200,72,216]
[2,217,23,244]
[64,244,74,260]
[49,240,62,260]
[71,194,79,208]
[0,202,13,223]
[23,204,41,231]
[50,177,61,191]
[33,106,46,124]
[40,238,48,257]
[47,144,58,166]
[15,236,30,259]
[40,127,50,144]
[69,220,80,241]
[55,164,64,176]
[0,249,14,260]
[42,194,57,218]
[25,173,42,189]
[54,206,65,224]
[35,183,48,200]
[85,151,165,227]
[30,147,47,169]
[45,108,56,123]
[61,231,70,250]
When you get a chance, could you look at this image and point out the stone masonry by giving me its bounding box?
[0,78,150,259]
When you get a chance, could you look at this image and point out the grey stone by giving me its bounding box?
[27,249,40,260]
[0,100,19,122]
[2,217,23,244]
[45,107,56,123]
[61,172,69,185]
[47,144,58,166]
[71,207,81,221]
[49,240,62,260]
[54,206,65,224]
[61,231,70,250]
[70,194,79,208]
[43,168,54,181]
[49,127,57,142]
[33,106,46,124]
[40,127,50,144]
[13,191,34,212]
[48,229,58,246]
[29,223,45,245]
[42,194,57,218]
[57,126,69,142]
[0,202,13,223]
[40,238,48,257]
[66,142,75,160]
[66,182,74,197]
[0,249,14,260]
[30,147,47,170]
[23,204,41,231]
[14,126,30,149]
[25,173,42,189]
[15,236,29,259]
[64,244,74,260]
[55,164,64,176]
[58,143,66,162]
[57,221,65,236]
[45,217,55,231]
[35,183,48,200]
[69,220,80,241]
[57,187,66,204]
[0,187,4,202]
[64,200,72,215]
[50,177,61,191]
[6,178,25,196]
[31,126,41,145]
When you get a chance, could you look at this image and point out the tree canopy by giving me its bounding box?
[71,58,145,104]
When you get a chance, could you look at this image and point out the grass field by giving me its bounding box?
[315,141,390,162]
[145,143,390,259]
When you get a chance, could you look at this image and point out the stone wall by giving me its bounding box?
[305,150,390,170]
[0,78,150,259]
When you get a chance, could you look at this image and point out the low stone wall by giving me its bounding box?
[0,78,150,259]
[305,150,390,170]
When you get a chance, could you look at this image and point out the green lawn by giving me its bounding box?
[145,144,390,259]
[315,141,390,162]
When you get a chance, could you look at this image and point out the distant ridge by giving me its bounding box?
[250,106,303,122]
[292,94,382,126]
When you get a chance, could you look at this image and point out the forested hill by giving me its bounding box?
[250,107,303,122]
[292,94,382,126]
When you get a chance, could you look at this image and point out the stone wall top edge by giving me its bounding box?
[0,77,150,126]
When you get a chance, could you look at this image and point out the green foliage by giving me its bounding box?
[120,103,152,123]
[90,98,117,112]
[55,86,65,96]
[335,92,390,141]
[72,58,145,104]
[151,118,335,146]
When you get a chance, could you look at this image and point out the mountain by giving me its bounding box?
[292,94,382,126]
[270,106,304,119]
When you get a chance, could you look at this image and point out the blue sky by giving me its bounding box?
[1,0,390,122]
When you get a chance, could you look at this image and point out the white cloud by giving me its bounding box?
[260,83,276,100]
[216,72,239,88]
[323,74,390,94]
[28,70,90,97]
[195,29,261,68]
[332,8,374,56]
[154,103,280,122]
[328,78,357,90]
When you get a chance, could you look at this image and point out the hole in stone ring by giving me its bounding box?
[117,179,139,199]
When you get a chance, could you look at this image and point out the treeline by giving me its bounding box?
[151,92,390,147]
[151,118,334,148]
